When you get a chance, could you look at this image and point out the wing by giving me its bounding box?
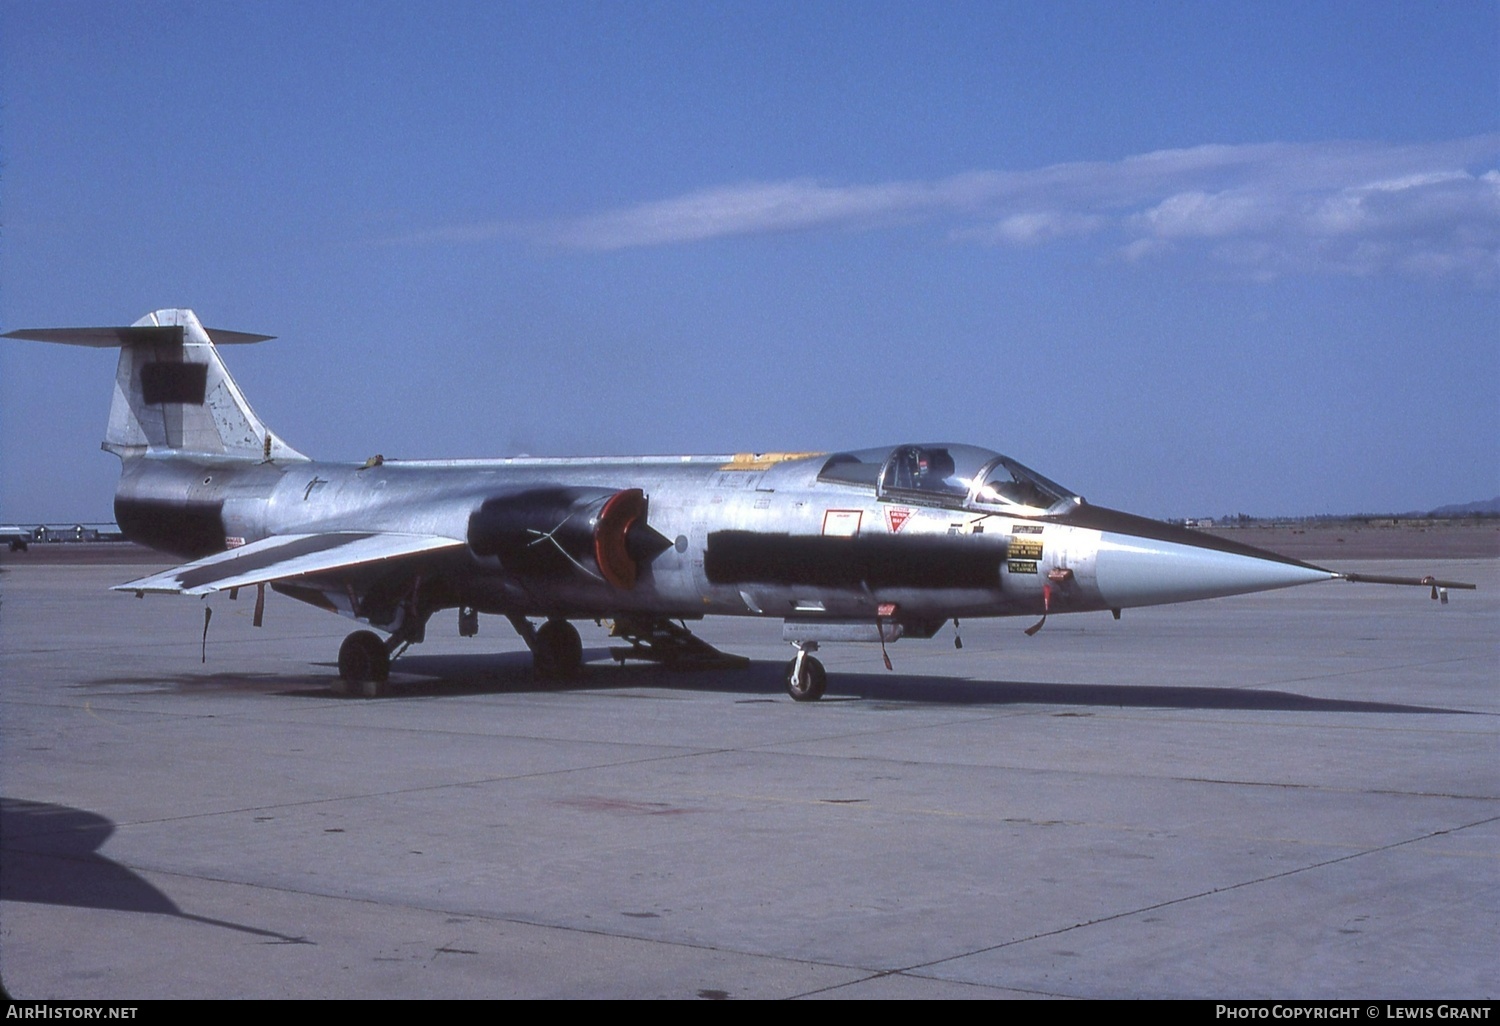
[114,532,466,596]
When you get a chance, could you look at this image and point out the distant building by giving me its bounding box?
[1,523,124,549]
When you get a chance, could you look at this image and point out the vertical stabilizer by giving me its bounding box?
[6,309,308,462]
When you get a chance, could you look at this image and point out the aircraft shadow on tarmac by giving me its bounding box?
[0,797,310,943]
[87,648,1470,715]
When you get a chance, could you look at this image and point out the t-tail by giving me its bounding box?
[4,308,307,463]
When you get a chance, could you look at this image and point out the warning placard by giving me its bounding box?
[1009,538,1044,560]
[822,509,863,536]
[885,507,915,532]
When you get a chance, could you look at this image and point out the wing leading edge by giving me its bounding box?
[115,532,467,596]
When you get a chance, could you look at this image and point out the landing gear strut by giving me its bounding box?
[785,643,826,702]
[607,615,749,670]
[332,577,436,697]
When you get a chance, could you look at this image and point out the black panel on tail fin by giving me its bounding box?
[140,363,208,405]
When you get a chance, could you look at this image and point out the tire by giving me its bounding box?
[785,655,826,702]
[338,630,390,696]
[534,619,583,679]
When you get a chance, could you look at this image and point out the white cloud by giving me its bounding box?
[545,179,935,248]
[1136,189,1273,239]
[403,135,1500,285]
[953,210,1106,246]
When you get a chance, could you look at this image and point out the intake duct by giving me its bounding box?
[467,487,670,589]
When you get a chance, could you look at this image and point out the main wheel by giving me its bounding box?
[785,655,827,702]
[338,630,390,697]
[534,619,583,679]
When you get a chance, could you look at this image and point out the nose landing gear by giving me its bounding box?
[785,642,826,702]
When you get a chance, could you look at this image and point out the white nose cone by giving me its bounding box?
[1095,534,1335,609]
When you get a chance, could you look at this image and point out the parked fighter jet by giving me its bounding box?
[5,309,1474,699]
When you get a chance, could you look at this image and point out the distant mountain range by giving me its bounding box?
[1189,497,1500,524]
[1423,496,1500,517]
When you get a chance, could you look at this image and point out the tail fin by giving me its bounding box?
[4,308,308,462]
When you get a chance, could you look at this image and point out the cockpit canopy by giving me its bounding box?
[818,443,1079,514]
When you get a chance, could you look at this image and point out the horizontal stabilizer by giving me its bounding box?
[7,309,304,461]
[115,532,466,596]
[3,325,274,347]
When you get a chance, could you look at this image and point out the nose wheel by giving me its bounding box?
[785,645,826,702]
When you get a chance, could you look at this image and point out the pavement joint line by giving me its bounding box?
[6,715,1493,808]
[1,759,751,837]
[678,750,1500,802]
[108,860,1130,1003]
[15,778,1481,860]
[887,813,1500,978]
[1168,776,1500,802]
[3,853,908,990]
[1083,709,1499,729]
[673,788,1497,843]
[787,968,1065,1000]
[1256,654,1490,689]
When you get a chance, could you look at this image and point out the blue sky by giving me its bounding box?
[2,1,1496,522]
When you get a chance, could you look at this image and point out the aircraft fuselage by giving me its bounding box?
[13,308,1467,701]
[113,444,1333,642]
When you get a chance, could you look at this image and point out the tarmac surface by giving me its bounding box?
[1,546,1495,999]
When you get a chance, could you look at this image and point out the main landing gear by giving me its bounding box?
[335,629,393,698]
[334,614,586,697]
[784,642,826,702]
[534,618,583,679]
[507,614,584,680]
[333,577,437,697]
[607,615,750,671]
[333,613,778,696]
[334,605,431,698]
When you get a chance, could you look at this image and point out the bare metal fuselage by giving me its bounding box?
[116,449,1065,634]
[11,307,1468,699]
[114,440,1344,646]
